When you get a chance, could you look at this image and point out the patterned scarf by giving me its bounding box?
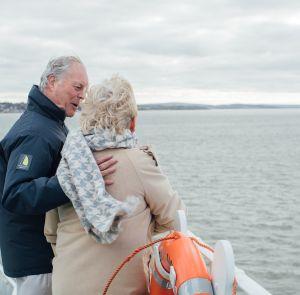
[56,128,139,244]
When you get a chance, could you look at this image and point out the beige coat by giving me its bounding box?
[45,146,185,295]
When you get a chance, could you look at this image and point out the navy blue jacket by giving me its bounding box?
[0,85,70,277]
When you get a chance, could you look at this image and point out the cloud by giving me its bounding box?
[1,0,300,103]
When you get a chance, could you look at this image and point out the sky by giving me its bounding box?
[1,0,300,105]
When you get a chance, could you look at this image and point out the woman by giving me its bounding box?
[45,75,185,295]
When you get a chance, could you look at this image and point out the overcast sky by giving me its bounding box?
[1,0,300,104]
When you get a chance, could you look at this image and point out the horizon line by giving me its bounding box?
[1,101,300,106]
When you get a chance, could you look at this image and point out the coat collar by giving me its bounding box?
[27,85,66,122]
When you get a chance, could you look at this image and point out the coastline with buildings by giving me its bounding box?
[0,102,27,113]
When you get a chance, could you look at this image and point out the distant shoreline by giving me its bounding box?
[138,103,300,111]
[1,102,300,113]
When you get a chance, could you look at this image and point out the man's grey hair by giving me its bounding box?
[39,56,83,92]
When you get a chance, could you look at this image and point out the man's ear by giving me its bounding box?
[47,75,56,90]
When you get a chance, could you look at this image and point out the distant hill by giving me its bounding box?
[137,102,300,110]
[138,103,210,110]
[1,102,300,113]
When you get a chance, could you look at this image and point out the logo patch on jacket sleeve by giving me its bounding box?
[16,154,33,170]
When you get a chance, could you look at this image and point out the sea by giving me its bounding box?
[0,109,299,295]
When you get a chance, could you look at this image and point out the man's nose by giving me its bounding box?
[78,90,85,100]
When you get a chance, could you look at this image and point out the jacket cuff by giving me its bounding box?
[51,175,70,204]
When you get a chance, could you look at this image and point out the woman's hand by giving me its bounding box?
[96,155,118,185]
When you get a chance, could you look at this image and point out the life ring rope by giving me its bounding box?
[102,233,238,295]
[102,233,178,295]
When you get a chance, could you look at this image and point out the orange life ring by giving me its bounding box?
[149,232,214,295]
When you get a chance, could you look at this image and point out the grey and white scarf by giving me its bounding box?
[56,128,139,244]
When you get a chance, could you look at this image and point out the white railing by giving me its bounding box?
[188,232,272,295]
[175,210,272,295]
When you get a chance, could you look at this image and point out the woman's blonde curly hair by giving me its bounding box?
[80,74,138,134]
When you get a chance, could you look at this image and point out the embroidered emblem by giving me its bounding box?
[16,154,32,170]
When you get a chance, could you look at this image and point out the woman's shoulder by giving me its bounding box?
[92,146,160,169]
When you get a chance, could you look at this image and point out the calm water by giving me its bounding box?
[0,109,299,294]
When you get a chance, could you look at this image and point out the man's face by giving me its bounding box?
[48,62,89,117]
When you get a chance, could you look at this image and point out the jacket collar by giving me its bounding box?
[27,85,66,122]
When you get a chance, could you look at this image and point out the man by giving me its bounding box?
[0,56,115,294]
